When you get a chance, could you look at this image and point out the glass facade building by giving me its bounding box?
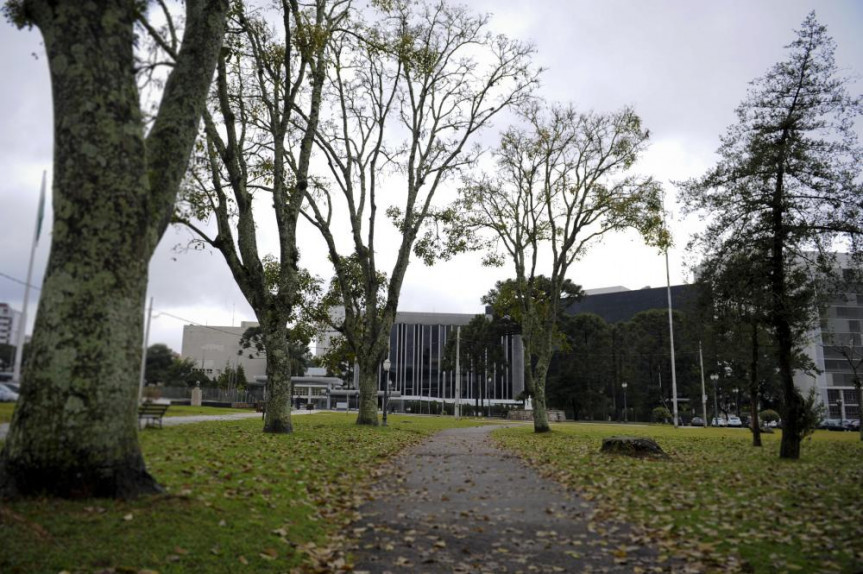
[379,311,524,404]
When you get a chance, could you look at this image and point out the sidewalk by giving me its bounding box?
[0,409,316,440]
[347,425,670,573]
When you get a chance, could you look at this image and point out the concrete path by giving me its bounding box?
[0,409,317,440]
[348,425,669,574]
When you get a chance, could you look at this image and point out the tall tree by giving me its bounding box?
[680,13,863,459]
[302,0,538,425]
[144,343,176,386]
[459,102,664,432]
[695,247,778,445]
[0,0,228,498]
[174,0,347,433]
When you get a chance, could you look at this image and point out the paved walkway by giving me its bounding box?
[348,425,670,574]
[0,410,317,440]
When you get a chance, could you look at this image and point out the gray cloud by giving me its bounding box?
[2,1,861,352]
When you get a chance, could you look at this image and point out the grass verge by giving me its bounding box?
[0,402,13,423]
[0,412,481,573]
[163,405,256,417]
[494,423,863,573]
[0,403,253,424]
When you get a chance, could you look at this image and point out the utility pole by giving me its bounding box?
[699,341,708,427]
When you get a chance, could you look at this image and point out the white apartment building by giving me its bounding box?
[794,267,863,421]
[0,303,21,346]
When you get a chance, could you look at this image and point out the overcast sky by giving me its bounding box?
[1,0,861,353]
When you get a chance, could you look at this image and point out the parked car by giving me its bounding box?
[2,382,20,393]
[845,419,860,432]
[818,418,846,431]
[727,415,743,427]
[711,417,727,427]
[691,416,705,427]
[0,384,19,402]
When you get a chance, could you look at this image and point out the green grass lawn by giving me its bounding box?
[0,413,483,573]
[0,403,252,424]
[0,402,13,423]
[494,423,863,573]
[163,405,256,417]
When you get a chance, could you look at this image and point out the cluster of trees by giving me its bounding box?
[0,0,858,500]
[543,307,786,425]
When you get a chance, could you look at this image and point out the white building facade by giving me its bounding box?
[0,303,21,346]
[180,321,268,381]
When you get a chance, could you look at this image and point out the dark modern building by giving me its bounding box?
[566,284,696,324]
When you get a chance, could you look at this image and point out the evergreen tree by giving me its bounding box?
[680,13,862,459]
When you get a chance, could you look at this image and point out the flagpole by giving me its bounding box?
[12,171,47,385]
[662,198,679,428]
[138,297,154,402]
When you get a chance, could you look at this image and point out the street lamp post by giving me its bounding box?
[710,373,719,426]
[732,387,739,416]
[622,382,628,423]
[487,377,492,418]
[382,358,391,427]
[838,396,844,427]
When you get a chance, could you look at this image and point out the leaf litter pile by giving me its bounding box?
[494,424,863,573]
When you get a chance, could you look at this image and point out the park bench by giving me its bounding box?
[138,402,170,429]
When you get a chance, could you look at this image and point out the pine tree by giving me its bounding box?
[681,13,862,459]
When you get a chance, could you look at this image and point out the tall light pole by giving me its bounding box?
[382,358,391,427]
[665,244,679,428]
[454,326,461,418]
[710,373,719,425]
[698,341,708,427]
[622,382,628,423]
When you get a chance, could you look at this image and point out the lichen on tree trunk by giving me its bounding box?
[261,324,293,433]
[0,0,227,498]
[355,364,381,426]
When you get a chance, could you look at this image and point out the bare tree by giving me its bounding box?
[302,0,538,425]
[0,0,228,498]
[173,0,349,433]
[459,102,664,432]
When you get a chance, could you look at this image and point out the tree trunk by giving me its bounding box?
[355,356,381,426]
[769,131,803,460]
[749,322,762,447]
[0,2,157,497]
[0,1,226,498]
[531,350,552,433]
[261,323,293,433]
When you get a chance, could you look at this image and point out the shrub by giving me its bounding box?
[759,409,781,424]
[652,406,672,423]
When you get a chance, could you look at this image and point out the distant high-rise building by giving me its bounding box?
[0,303,22,347]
